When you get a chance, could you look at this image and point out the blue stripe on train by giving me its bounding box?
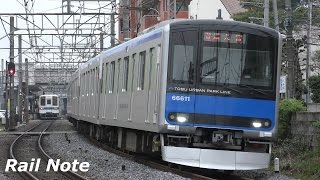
[165,93,276,131]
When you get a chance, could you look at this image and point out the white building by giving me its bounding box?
[188,0,246,20]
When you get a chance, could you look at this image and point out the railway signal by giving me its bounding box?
[8,62,15,76]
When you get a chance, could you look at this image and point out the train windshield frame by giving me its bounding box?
[168,28,278,91]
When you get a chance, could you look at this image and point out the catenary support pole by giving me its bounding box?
[9,16,15,130]
[24,58,29,123]
[18,35,23,124]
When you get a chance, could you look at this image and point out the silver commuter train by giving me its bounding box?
[67,19,281,170]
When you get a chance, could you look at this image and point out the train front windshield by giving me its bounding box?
[168,30,277,92]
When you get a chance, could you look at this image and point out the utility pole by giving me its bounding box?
[167,0,170,20]
[9,16,15,130]
[264,0,269,27]
[24,58,29,123]
[18,35,23,124]
[273,0,279,31]
[4,62,8,130]
[285,0,295,98]
[121,0,130,40]
[306,0,312,104]
[173,0,177,19]
[100,32,104,52]
[111,13,115,47]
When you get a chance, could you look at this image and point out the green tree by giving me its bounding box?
[309,75,320,103]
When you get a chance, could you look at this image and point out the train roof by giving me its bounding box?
[77,19,280,72]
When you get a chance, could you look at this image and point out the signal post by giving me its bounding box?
[7,62,15,130]
[8,16,15,130]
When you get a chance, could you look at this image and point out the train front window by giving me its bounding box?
[47,99,51,105]
[53,96,58,106]
[169,30,197,84]
[200,31,274,89]
[40,97,45,106]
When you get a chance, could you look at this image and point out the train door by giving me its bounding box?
[131,50,149,124]
[105,61,116,120]
[146,46,160,123]
[99,63,105,119]
[117,56,130,122]
[94,67,99,119]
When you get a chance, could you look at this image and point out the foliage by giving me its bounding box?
[309,76,320,103]
[280,148,320,180]
[278,99,305,139]
[272,137,310,171]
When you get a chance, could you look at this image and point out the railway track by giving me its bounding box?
[9,120,88,180]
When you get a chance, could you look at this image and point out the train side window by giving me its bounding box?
[91,69,93,94]
[149,47,155,83]
[87,71,89,94]
[109,61,115,93]
[137,51,146,90]
[40,97,45,106]
[131,53,136,92]
[122,56,129,92]
[105,63,108,94]
[101,64,104,93]
[117,59,121,92]
[96,67,99,93]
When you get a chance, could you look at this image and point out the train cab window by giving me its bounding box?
[109,61,115,93]
[53,96,58,106]
[47,99,51,105]
[122,57,129,92]
[169,30,197,84]
[137,51,146,90]
[200,31,274,89]
[40,97,45,106]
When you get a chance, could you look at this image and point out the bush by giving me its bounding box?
[278,99,305,139]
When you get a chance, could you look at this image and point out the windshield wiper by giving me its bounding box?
[200,57,218,79]
[238,84,269,96]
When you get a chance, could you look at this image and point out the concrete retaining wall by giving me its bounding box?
[291,112,320,149]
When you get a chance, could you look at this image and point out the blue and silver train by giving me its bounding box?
[67,19,281,170]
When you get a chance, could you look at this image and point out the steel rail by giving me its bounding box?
[9,122,44,180]
[37,122,88,180]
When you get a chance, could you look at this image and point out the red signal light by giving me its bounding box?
[8,62,15,76]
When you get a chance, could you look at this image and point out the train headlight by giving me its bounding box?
[177,116,187,123]
[40,107,44,110]
[252,121,262,128]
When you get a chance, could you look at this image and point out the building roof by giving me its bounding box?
[220,0,247,16]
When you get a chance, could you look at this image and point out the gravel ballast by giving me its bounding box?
[43,133,189,180]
